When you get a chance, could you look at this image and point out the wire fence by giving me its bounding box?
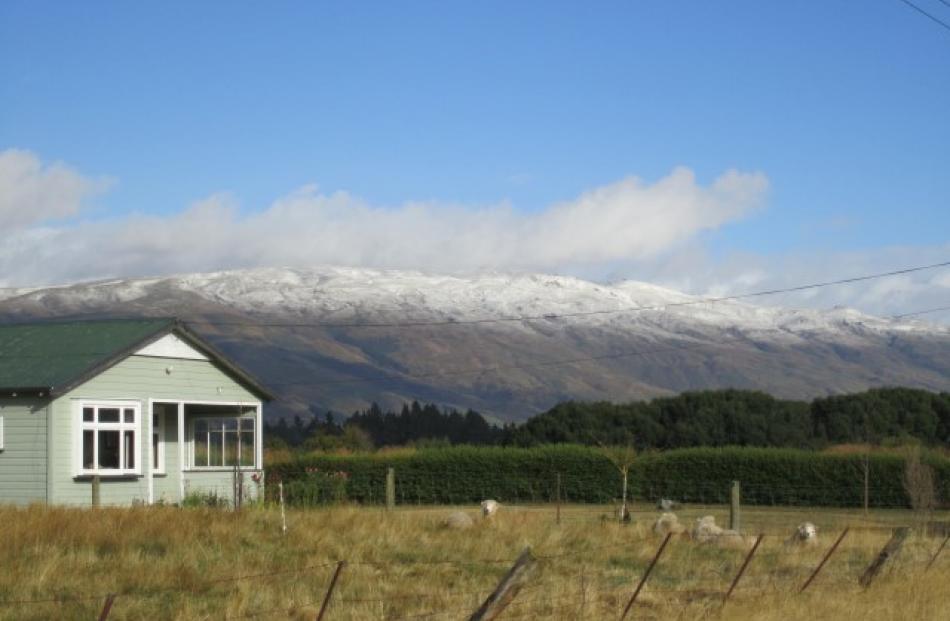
[2,513,948,620]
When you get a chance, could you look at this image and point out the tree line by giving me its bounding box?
[265,401,506,450]
[265,387,950,451]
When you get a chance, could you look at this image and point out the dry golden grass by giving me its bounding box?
[0,502,947,620]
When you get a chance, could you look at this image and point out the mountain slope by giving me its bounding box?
[1,267,948,421]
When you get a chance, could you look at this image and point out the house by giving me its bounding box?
[0,318,273,506]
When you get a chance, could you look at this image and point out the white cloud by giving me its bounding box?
[628,245,950,322]
[2,149,945,323]
[0,148,112,230]
[0,157,769,286]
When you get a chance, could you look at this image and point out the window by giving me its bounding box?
[152,411,165,474]
[192,416,256,468]
[77,403,140,476]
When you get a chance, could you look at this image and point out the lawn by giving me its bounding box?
[0,502,947,620]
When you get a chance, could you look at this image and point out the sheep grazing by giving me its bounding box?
[691,515,754,549]
[657,498,680,511]
[443,511,475,530]
[787,522,819,546]
[480,499,500,518]
[653,512,686,536]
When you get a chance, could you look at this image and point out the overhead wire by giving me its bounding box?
[891,304,950,319]
[896,0,950,32]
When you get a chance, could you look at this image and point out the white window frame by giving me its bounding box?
[189,412,258,471]
[152,409,166,475]
[74,400,142,477]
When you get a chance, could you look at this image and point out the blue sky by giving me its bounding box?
[1,1,948,318]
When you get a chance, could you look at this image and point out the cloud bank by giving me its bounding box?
[0,149,112,231]
[2,148,946,323]
[0,149,767,284]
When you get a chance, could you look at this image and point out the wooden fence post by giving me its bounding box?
[316,561,345,621]
[859,527,909,588]
[729,481,741,532]
[799,527,849,593]
[469,547,538,621]
[97,593,116,621]
[91,475,101,508]
[723,534,764,606]
[278,481,288,535]
[620,532,673,621]
[386,467,396,511]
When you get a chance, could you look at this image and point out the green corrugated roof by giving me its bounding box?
[0,318,176,394]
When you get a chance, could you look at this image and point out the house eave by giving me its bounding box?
[0,387,51,398]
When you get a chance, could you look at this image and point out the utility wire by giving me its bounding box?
[891,304,950,319]
[184,260,950,331]
[896,0,950,32]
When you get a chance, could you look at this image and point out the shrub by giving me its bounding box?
[182,490,229,509]
[281,469,349,506]
[267,445,950,508]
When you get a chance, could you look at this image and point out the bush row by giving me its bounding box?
[266,445,950,508]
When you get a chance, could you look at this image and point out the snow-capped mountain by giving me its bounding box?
[2,267,948,421]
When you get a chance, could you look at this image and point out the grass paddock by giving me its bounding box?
[1,502,948,620]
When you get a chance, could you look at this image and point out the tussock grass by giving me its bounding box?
[0,503,947,620]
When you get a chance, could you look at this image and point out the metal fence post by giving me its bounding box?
[316,561,345,621]
[620,532,673,621]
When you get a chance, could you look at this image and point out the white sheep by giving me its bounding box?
[480,499,500,518]
[443,511,475,530]
[691,515,755,549]
[653,512,686,536]
[787,522,819,545]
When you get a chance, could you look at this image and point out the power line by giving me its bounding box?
[896,0,950,33]
[184,260,950,331]
[891,304,950,319]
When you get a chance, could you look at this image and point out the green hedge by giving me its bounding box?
[266,445,950,509]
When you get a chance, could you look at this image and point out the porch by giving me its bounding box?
[150,401,263,505]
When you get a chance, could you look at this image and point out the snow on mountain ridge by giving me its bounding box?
[0,266,944,337]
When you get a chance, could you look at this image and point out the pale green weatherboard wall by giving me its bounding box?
[0,398,48,504]
[48,354,262,506]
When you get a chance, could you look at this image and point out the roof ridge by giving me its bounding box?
[0,316,177,328]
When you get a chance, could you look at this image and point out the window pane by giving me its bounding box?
[209,419,224,432]
[83,407,94,422]
[153,432,161,469]
[209,430,223,467]
[241,418,254,431]
[194,419,208,435]
[123,431,135,469]
[239,431,255,466]
[98,430,120,469]
[99,408,120,423]
[224,430,238,466]
[83,430,95,469]
[223,418,238,431]
[194,429,209,467]
[124,408,135,423]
